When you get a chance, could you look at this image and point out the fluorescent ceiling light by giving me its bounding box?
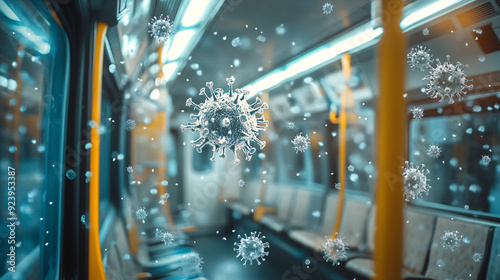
[400,0,461,29]
[181,0,212,27]
[243,25,383,97]
[162,62,179,80]
[167,29,196,61]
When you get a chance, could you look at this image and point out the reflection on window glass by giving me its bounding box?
[410,112,500,216]
[192,143,213,173]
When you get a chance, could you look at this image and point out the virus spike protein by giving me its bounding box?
[181,77,269,165]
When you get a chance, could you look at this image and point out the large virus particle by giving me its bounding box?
[292,133,310,153]
[427,144,442,158]
[182,252,204,270]
[411,106,424,120]
[322,2,334,14]
[423,55,473,104]
[441,230,462,252]
[407,45,433,71]
[321,234,349,266]
[135,207,147,223]
[234,231,270,266]
[402,161,431,202]
[181,77,269,165]
[148,14,173,42]
[155,229,174,245]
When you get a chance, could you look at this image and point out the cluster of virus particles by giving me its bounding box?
[159,193,170,205]
[155,229,174,246]
[402,161,431,202]
[135,207,148,223]
[410,106,424,120]
[181,77,269,165]
[148,14,174,42]
[291,133,311,153]
[407,45,433,72]
[322,3,334,14]
[441,230,462,252]
[423,55,473,104]
[321,234,349,266]
[427,144,442,158]
[234,232,270,266]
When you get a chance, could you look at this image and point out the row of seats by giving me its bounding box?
[225,183,500,280]
[103,172,209,280]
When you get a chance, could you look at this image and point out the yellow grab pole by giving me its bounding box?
[89,21,107,280]
[374,0,405,279]
[332,53,351,237]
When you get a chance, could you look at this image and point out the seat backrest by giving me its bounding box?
[103,218,137,280]
[403,208,436,274]
[425,217,492,279]
[276,186,296,220]
[365,205,377,252]
[288,188,323,229]
[339,199,371,249]
[318,193,339,236]
[240,180,262,207]
[486,227,500,280]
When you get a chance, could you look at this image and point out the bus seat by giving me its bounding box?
[287,188,323,230]
[425,217,492,280]
[486,227,500,280]
[288,192,339,250]
[339,199,371,250]
[226,179,262,216]
[260,186,295,232]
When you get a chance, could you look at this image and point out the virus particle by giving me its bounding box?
[423,55,473,104]
[411,106,424,120]
[472,252,483,263]
[126,166,133,173]
[292,133,310,154]
[238,179,246,187]
[481,155,491,165]
[135,207,147,223]
[66,169,76,180]
[85,171,92,183]
[182,252,204,270]
[155,229,174,245]
[441,230,462,252]
[347,165,355,172]
[125,119,136,131]
[256,35,267,42]
[287,122,295,130]
[234,231,270,266]
[334,183,341,190]
[321,234,349,266]
[407,45,433,71]
[159,193,170,205]
[148,14,173,42]
[427,144,442,158]
[402,161,431,202]
[322,2,334,14]
[423,27,429,36]
[181,77,269,165]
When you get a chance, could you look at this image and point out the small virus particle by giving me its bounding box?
[423,27,429,36]
[411,106,424,120]
[287,122,295,130]
[423,55,473,104]
[159,193,170,205]
[85,171,92,183]
[231,37,241,47]
[322,2,334,14]
[135,207,147,223]
[347,165,355,172]
[148,14,173,42]
[181,77,269,165]
[441,230,462,252]
[126,166,133,173]
[238,179,246,187]
[481,155,491,165]
[256,35,267,42]
[427,144,442,158]
[155,229,174,245]
[125,119,136,131]
[402,161,431,202]
[182,252,204,270]
[234,231,270,266]
[292,133,310,154]
[321,234,349,266]
[407,45,433,71]
[334,183,341,190]
[472,252,483,262]
[66,169,77,180]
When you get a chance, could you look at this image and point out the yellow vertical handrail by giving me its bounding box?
[332,53,351,237]
[374,0,405,279]
[89,21,107,280]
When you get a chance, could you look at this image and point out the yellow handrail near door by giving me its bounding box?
[89,21,107,280]
[374,0,406,279]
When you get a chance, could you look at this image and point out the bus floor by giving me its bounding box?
[190,218,357,280]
